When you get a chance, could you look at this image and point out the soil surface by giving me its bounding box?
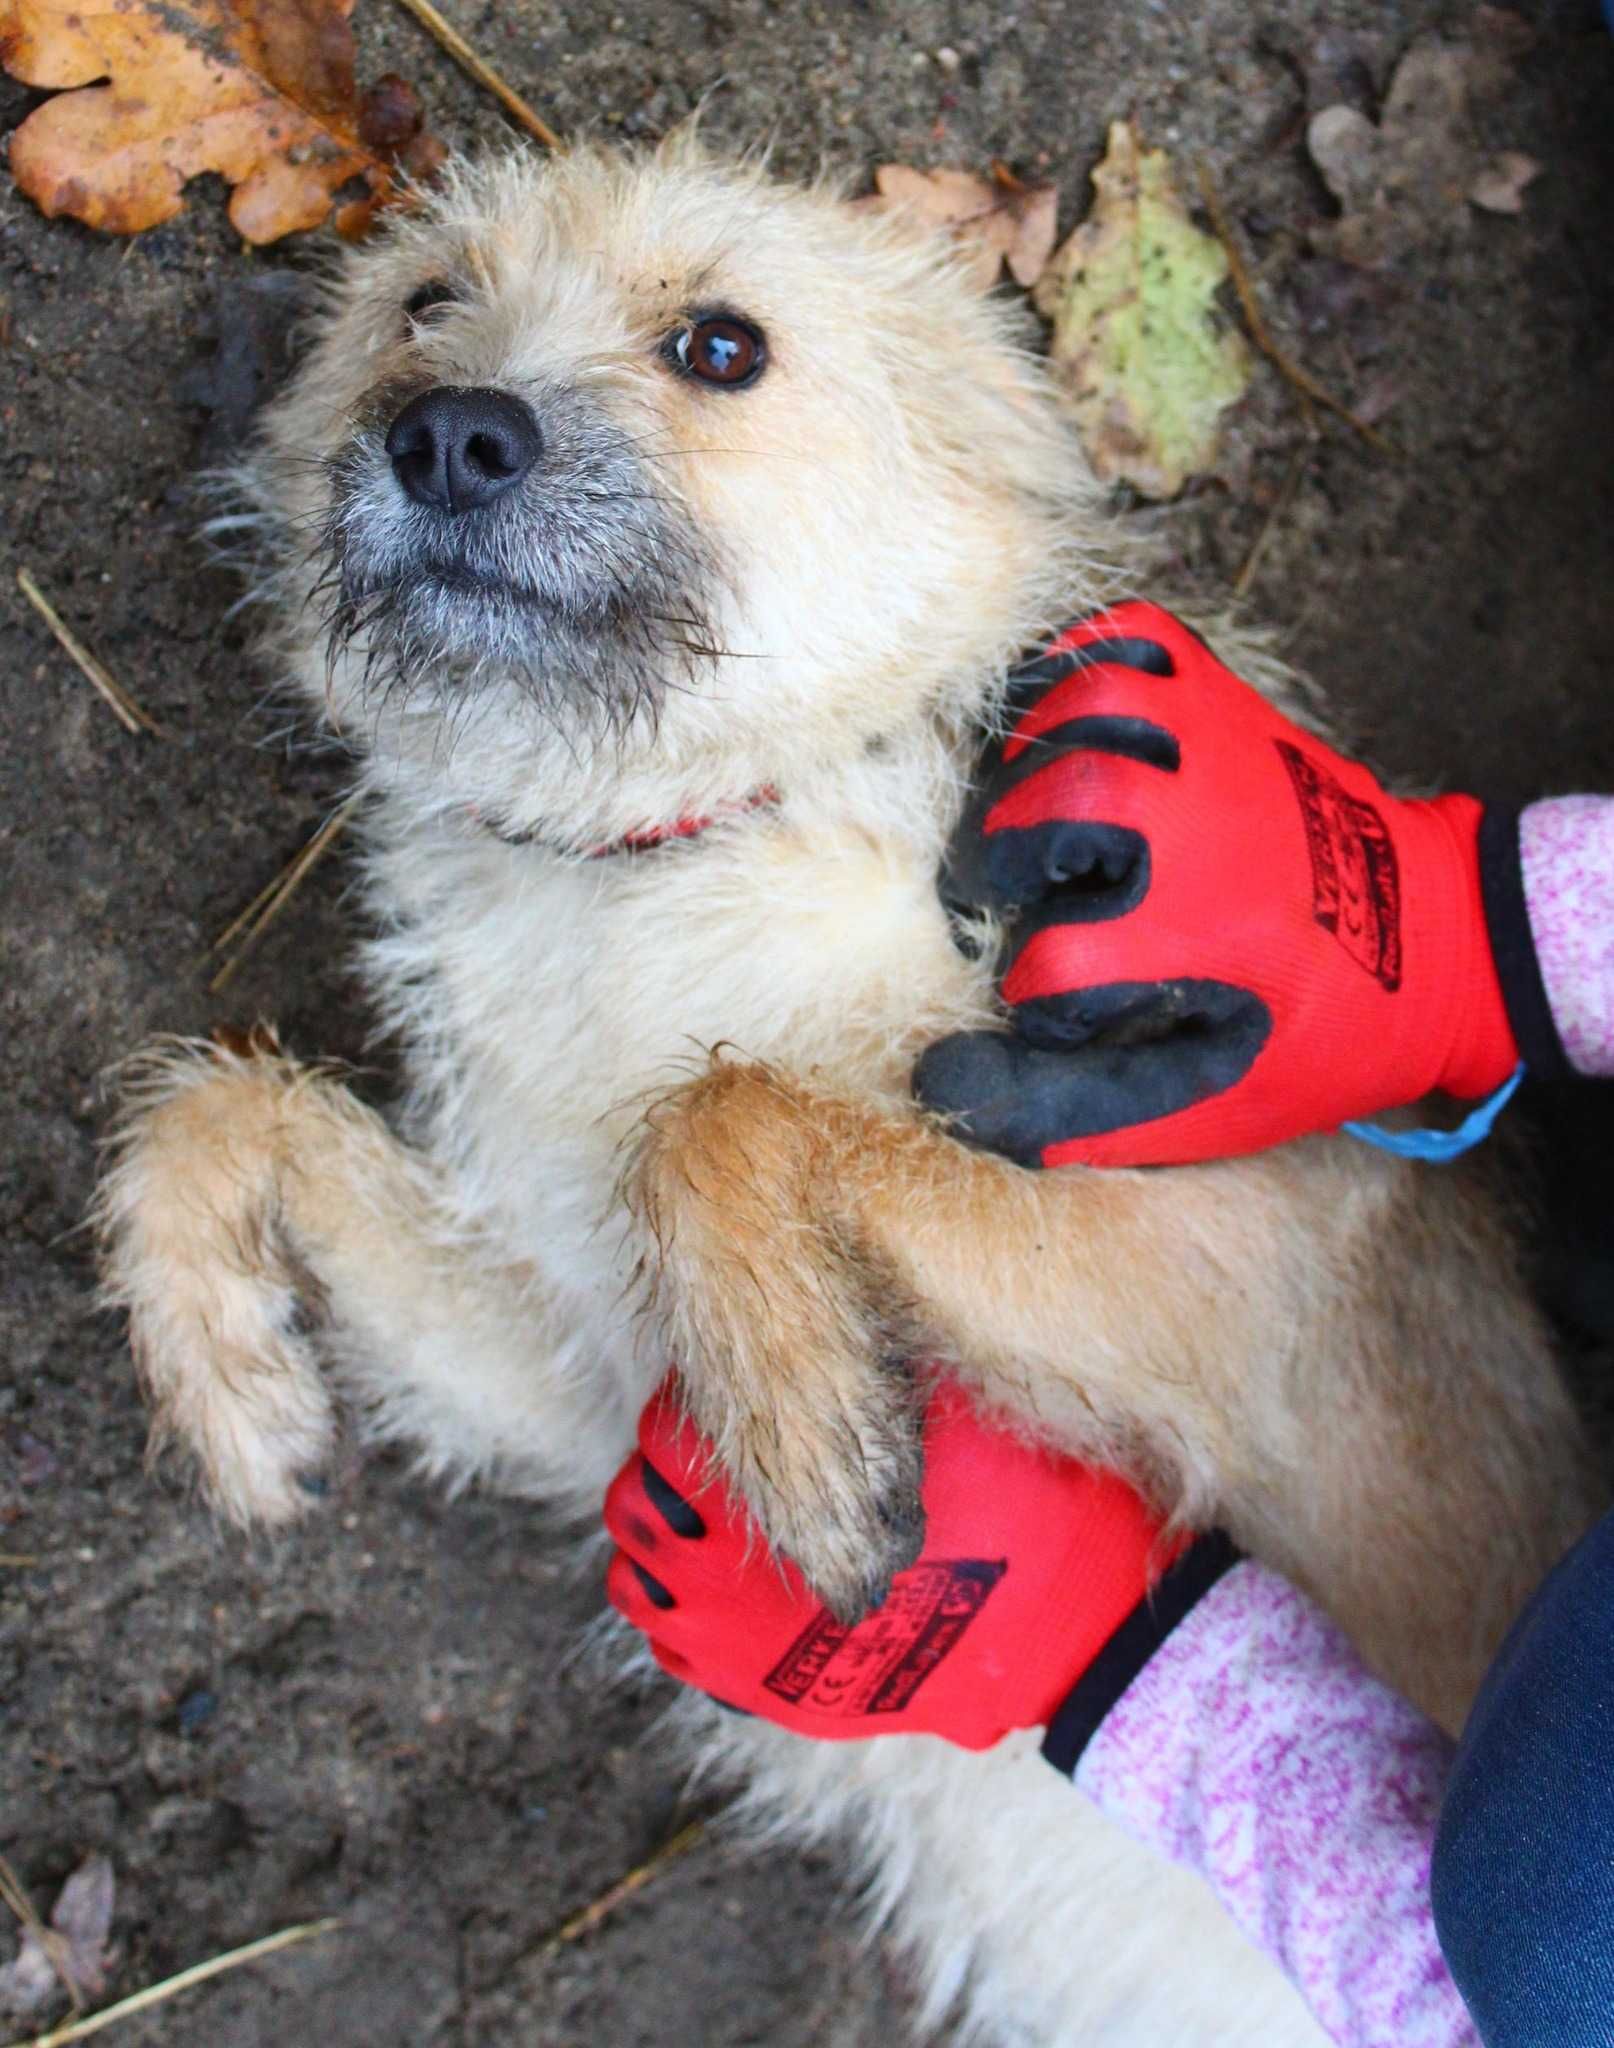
[3,2,1612,2043]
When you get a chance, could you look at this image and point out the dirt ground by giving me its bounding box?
[2,1,1612,2042]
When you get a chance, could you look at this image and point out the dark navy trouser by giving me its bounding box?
[1432,1509,1614,2044]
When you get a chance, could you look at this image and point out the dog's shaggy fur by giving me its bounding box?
[97,137,1602,2044]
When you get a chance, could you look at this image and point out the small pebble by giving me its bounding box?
[178,1688,217,1734]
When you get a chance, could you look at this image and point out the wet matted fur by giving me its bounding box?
[97,136,1602,2045]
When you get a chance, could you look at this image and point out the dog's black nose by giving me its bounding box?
[385,386,542,514]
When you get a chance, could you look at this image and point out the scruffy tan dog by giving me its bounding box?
[98,136,1600,2044]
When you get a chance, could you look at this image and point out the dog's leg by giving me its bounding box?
[629,1057,1243,1620]
[631,1059,1598,1721]
[97,1037,618,1525]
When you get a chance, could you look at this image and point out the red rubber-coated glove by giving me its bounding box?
[605,1372,1237,1769]
[913,602,1536,1169]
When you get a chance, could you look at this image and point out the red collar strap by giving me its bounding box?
[472,785,779,857]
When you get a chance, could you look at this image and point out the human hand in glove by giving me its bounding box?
[605,1370,1235,1768]
[914,601,1556,1169]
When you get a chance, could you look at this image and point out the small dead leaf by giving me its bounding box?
[1306,105,1383,223]
[0,1930,56,2017]
[0,1855,115,2016]
[357,70,425,153]
[1469,149,1542,215]
[860,161,1059,290]
[354,68,447,200]
[1033,121,1251,500]
[48,1857,114,2003]
[1306,10,1539,264]
[1,0,443,245]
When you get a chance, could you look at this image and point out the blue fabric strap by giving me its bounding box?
[1341,1062,1525,1163]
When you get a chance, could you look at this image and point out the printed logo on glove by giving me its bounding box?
[913,601,1522,1168]
[606,1371,1236,1769]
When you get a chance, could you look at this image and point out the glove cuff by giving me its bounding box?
[1477,804,1573,1085]
[1040,1530,1241,1776]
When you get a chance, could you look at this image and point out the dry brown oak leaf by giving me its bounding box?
[1305,10,1542,266]
[858,162,1059,291]
[1,0,442,243]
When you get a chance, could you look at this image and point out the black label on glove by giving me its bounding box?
[1277,740,1403,991]
[763,1558,1005,1717]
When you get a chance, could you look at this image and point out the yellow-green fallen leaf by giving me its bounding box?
[1034,121,1251,499]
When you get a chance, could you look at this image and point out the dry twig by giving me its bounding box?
[523,1820,706,1966]
[16,570,163,737]
[207,794,362,994]
[390,0,564,151]
[1194,164,1393,457]
[0,1556,42,1569]
[0,1918,341,2048]
[1233,436,1317,599]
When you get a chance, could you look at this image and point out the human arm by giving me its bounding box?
[1517,796,1614,1078]
[1080,1558,1470,2048]
[605,1376,1478,2048]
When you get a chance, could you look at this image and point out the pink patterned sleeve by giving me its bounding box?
[1074,1561,1477,2048]
[1520,796,1614,1078]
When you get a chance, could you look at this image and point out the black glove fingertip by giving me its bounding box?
[987,820,1151,925]
[913,1032,1057,1169]
[642,1458,706,1539]
[915,988,1273,1165]
[630,1560,677,1611]
[1003,632,1177,719]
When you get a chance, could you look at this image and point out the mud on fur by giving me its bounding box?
[97,133,1602,2045]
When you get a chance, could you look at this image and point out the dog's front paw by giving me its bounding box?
[629,1060,930,1623]
[710,1347,928,1625]
[95,1038,338,1525]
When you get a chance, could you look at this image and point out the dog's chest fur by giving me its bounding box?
[358,734,997,1437]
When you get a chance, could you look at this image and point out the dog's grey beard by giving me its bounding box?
[314,394,721,745]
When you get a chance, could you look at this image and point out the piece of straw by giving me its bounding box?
[1,1919,341,2048]
[523,1819,706,1965]
[1233,435,1316,598]
[1195,163,1392,458]
[16,569,163,737]
[390,0,565,151]
[207,795,362,994]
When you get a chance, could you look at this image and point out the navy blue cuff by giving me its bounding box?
[1040,1531,1242,1777]
[1477,805,1572,1087]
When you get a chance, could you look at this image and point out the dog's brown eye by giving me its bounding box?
[405,280,458,322]
[669,316,765,389]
